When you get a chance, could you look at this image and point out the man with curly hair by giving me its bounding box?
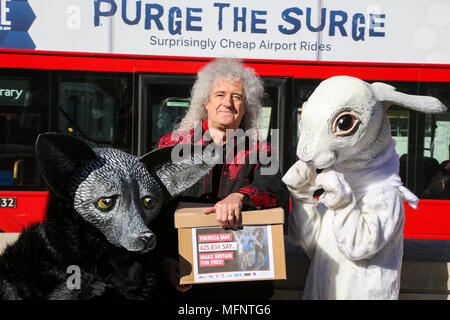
[155,58,288,300]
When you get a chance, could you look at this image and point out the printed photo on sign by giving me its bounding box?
[192,225,275,283]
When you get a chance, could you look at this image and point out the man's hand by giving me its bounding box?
[203,193,252,229]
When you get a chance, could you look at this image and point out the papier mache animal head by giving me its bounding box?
[297,76,448,169]
[35,133,218,253]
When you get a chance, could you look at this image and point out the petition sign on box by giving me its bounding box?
[174,202,286,285]
[193,225,275,282]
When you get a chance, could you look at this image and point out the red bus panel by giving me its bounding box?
[0,191,47,232]
[0,190,449,239]
[404,200,450,240]
[1,49,450,82]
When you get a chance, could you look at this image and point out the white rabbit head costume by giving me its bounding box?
[283,76,447,300]
[297,76,446,169]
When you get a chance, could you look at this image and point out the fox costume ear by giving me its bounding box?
[35,133,97,200]
[140,144,219,199]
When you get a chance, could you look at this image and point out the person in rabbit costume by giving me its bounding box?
[282,76,447,300]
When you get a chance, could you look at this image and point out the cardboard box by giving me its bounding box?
[174,202,286,285]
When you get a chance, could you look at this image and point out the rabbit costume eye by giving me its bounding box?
[332,112,360,136]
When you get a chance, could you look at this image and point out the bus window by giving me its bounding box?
[143,79,194,151]
[289,79,321,171]
[54,72,133,153]
[388,106,409,185]
[375,82,417,188]
[152,97,190,148]
[0,71,49,189]
[260,105,272,139]
[261,86,276,141]
[422,85,450,199]
[294,83,319,139]
[259,78,288,173]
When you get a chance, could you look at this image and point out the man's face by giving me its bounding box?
[205,78,247,130]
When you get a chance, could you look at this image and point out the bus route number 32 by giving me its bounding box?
[0,198,16,208]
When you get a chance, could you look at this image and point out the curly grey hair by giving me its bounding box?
[176,58,265,131]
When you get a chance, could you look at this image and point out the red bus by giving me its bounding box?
[0,0,449,240]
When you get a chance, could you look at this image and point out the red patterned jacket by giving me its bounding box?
[158,119,288,210]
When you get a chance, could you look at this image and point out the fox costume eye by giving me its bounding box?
[142,196,155,209]
[96,197,116,211]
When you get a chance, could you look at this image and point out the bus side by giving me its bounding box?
[0,55,449,239]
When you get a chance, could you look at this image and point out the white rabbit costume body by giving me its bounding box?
[283,76,447,300]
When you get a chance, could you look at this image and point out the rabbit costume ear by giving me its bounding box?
[371,82,447,113]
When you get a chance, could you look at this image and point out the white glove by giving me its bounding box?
[315,169,354,210]
[282,160,318,204]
